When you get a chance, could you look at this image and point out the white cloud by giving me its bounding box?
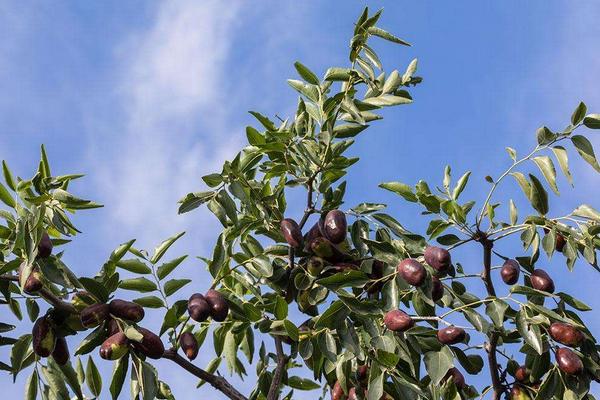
[92,0,244,245]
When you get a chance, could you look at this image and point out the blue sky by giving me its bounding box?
[1,1,600,398]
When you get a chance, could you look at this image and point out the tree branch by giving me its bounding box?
[479,237,503,400]
[268,177,316,400]
[162,349,248,400]
[0,274,77,314]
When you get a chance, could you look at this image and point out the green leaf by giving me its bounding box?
[163,279,191,297]
[54,358,84,400]
[452,171,471,199]
[116,259,151,274]
[536,126,555,145]
[557,292,591,311]
[510,172,531,198]
[2,161,16,191]
[25,369,38,400]
[109,239,136,263]
[156,255,187,280]
[75,326,105,355]
[532,156,559,195]
[509,199,518,225]
[133,296,165,309]
[110,354,129,400]
[316,270,370,290]
[367,26,411,46]
[11,334,32,379]
[294,61,320,85]
[583,113,600,129]
[202,173,223,187]
[332,124,369,138]
[423,346,454,385]
[528,174,548,215]
[486,299,509,328]
[378,181,417,202]
[0,182,15,208]
[573,204,600,221]
[361,94,412,107]
[274,296,288,320]
[78,277,109,303]
[315,301,349,329]
[248,111,276,131]
[551,146,573,186]
[287,376,320,391]
[572,135,600,172]
[178,191,214,214]
[516,308,543,355]
[85,356,102,397]
[151,231,185,264]
[571,102,587,125]
[52,189,102,209]
[119,277,157,293]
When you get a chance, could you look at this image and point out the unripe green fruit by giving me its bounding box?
[188,293,211,322]
[437,326,466,345]
[383,310,414,332]
[52,337,70,365]
[37,232,53,258]
[100,332,129,360]
[132,327,164,359]
[323,210,347,244]
[424,246,451,272]
[397,259,426,286]
[307,257,325,276]
[549,322,584,347]
[205,289,229,322]
[280,218,303,248]
[556,347,583,375]
[179,332,199,361]
[32,316,56,357]
[109,299,145,322]
[80,303,110,328]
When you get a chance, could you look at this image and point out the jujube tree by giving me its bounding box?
[1,7,600,400]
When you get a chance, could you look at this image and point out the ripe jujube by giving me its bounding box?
[323,210,347,244]
[424,246,451,273]
[19,263,43,294]
[80,303,110,328]
[187,293,211,322]
[205,289,229,322]
[37,232,53,258]
[383,310,414,332]
[109,299,145,322]
[51,336,70,365]
[555,347,583,375]
[501,259,520,285]
[510,385,532,400]
[437,326,466,345]
[280,218,303,249]
[32,316,56,357]
[530,269,555,293]
[100,332,129,360]
[132,327,164,359]
[443,367,466,389]
[179,332,199,360]
[431,276,444,302]
[549,322,584,347]
[331,381,346,400]
[514,366,529,383]
[397,259,426,286]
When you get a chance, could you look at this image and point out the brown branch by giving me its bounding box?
[163,349,248,400]
[0,274,77,314]
[478,236,503,400]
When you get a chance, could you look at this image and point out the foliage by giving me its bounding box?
[1,7,600,400]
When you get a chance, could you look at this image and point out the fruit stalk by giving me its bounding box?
[0,274,77,314]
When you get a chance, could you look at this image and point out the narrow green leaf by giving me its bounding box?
[133,296,165,309]
[532,156,559,194]
[116,259,151,274]
[163,279,191,297]
[2,161,16,191]
[156,255,188,280]
[551,146,573,186]
[85,356,102,397]
[294,61,320,85]
[119,277,157,293]
[109,354,129,400]
[367,26,411,46]
[583,113,600,129]
[151,232,185,264]
[528,174,549,215]
[571,102,587,125]
[0,182,15,208]
[572,135,600,172]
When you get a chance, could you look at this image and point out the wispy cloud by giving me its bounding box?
[90,0,244,246]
